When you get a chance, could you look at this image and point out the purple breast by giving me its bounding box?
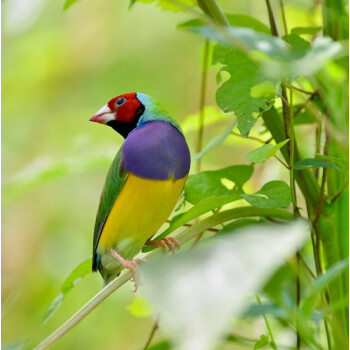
[122,121,191,180]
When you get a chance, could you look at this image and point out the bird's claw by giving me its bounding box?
[109,249,145,292]
[146,237,181,254]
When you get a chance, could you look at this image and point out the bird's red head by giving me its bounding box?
[89,93,145,137]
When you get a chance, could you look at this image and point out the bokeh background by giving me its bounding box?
[2,0,321,349]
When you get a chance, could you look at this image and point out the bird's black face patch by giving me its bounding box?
[107,103,145,138]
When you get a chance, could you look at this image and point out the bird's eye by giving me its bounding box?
[116,97,126,106]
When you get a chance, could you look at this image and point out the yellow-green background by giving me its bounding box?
[2,1,320,349]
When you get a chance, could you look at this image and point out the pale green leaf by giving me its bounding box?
[191,25,342,79]
[192,121,237,160]
[140,221,309,350]
[128,296,154,318]
[291,27,322,35]
[242,181,291,209]
[254,334,269,349]
[178,13,270,34]
[42,294,64,325]
[245,140,289,163]
[42,258,92,324]
[60,258,92,294]
[245,144,274,163]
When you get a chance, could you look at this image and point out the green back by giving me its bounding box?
[92,147,128,271]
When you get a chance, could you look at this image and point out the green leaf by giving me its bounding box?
[250,81,276,98]
[213,45,276,136]
[246,144,274,163]
[254,334,269,349]
[314,259,349,292]
[294,158,340,170]
[291,27,322,35]
[63,0,80,10]
[42,258,92,324]
[128,296,154,318]
[135,0,196,11]
[244,302,288,320]
[60,257,92,294]
[245,140,289,164]
[283,34,311,58]
[242,181,291,209]
[185,165,254,204]
[147,341,172,350]
[42,294,64,325]
[178,13,270,34]
[316,154,348,171]
[192,121,237,160]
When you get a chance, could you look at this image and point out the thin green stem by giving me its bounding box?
[143,318,159,350]
[196,39,210,173]
[284,83,316,96]
[198,0,230,26]
[279,0,288,37]
[265,0,279,36]
[33,207,294,350]
[256,295,278,350]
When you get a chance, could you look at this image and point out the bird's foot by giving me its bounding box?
[108,249,145,292]
[146,237,181,254]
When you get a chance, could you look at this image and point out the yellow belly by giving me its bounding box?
[97,173,187,259]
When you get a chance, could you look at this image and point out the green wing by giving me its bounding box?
[92,146,128,271]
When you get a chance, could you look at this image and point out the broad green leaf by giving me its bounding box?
[192,121,237,160]
[140,221,309,350]
[291,27,322,35]
[181,106,225,134]
[128,296,154,318]
[63,0,80,10]
[178,13,270,34]
[42,258,92,324]
[254,335,269,349]
[294,158,340,170]
[245,140,289,163]
[213,45,276,136]
[185,165,254,204]
[242,181,291,209]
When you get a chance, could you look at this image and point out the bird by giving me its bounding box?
[89,92,191,286]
